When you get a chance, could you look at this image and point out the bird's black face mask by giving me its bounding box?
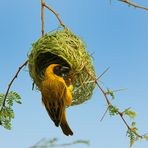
[53,65,70,77]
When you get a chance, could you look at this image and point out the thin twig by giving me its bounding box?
[85,67,110,105]
[43,2,65,28]
[118,0,148,10]
[30,0,45,91]
[111,88,127,93]
[0,60,28,111]
[85,66,143,139]
[122,107,131,114]
[30,139,89,148]
[41,0,45,36]
[100,106,110,122]
[32,0,44,91]
[97,67,110,80]
[41,0,65,35]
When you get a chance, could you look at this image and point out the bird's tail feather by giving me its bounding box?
[60,121,73,136]
[60,112,73,136]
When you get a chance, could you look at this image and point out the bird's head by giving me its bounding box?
[44,64,70,78]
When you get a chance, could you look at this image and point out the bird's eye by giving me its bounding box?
[53,66,61,76]
[53,65,70,77]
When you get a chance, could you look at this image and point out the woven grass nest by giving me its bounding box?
[28,28,96,106]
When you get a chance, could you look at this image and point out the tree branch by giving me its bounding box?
[85,66,143,139]
[40,0,65,37]
[43,2,65,28]
[41,0,45,36]
[118,0,148,10]
[0,60,28,111]
[30,138,89,148]
[1,0,65,109]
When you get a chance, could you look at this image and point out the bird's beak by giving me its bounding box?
[60,66,70,73]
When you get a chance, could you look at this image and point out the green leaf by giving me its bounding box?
[9,91,21,104]
[0,94,5,106]
[1,107,14,118]
[144,135,148,140]
[3,119,11,130]
[131,122,136,127]
[0,91,21,130]
[0,107,14,130]
[15,100,22,104]
[106,89,115,99]
[124,109,136,119]
[127,129,136,147]
[7,99,13,107]
[109,105,119,116]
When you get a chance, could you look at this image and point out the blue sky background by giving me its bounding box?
[0,0,148,148]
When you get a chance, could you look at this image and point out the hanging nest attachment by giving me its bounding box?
[28,28,96,106]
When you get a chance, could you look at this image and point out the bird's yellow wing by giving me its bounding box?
[41,78,67,127]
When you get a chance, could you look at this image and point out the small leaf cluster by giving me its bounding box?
[123,108,137,119]
[105,88,148,147]
[109,105,119,116]
[127,122,148,147]
[126,122,139,147]
[0,91,21,130]
[144,135,148,140]
[106,89,115,99]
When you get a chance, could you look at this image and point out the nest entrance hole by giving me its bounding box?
[35,52,71,79]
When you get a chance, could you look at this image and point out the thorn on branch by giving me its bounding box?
[84,66,145,146]
[100,106,110,122]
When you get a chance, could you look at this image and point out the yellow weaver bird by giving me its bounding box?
[40,64,73,136]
